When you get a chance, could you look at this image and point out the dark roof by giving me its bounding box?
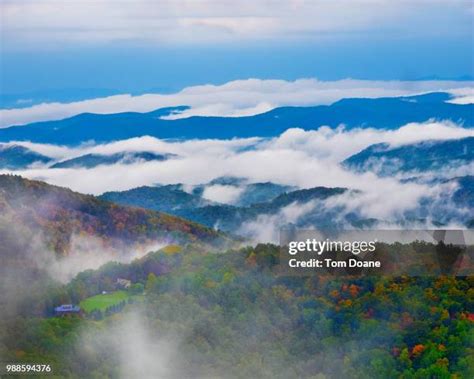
[54,304,80,312]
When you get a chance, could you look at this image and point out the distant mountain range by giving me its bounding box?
[0,147,175,170]
[1,173,472,249]
[100,180,362,232]
[176,186,350,232]
[343,137,473,176]
[0,144,52,169]
[100,184,214,213]
[0,93,472,145]
[51,151,174,169]
[100,178,298,230]
[188,177,295,207]
[449,175,474,209]
[100,175,474,232]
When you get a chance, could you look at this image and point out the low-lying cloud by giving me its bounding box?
[2,120,472,227]
[43,234,167,283]
[202,184,245,204]
[238,177,472,244]
[1,78,473,127]
[446,87,474,105]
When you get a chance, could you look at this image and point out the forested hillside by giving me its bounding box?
[101,184,347,232]
[0,244,472,378]
[0,175,223,256]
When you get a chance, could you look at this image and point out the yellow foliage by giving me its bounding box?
[204,280,217,289]
[162,244,182,255]
[340,299,352,307]
[222,272,234,284]
[329,289,340,299]
[440,309,449,320]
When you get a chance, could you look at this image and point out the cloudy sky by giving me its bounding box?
[1,0,473,97]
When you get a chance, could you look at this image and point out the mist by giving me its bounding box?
[39,234,168,283]
[237,176,473,244]
[0,120,471,244]
[75,311,182,379]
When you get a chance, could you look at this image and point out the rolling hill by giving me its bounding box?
[343,137,474,176]
[101,183,348,232]
[51,151,175,169]
[100,175,474,232]
[0,93,472,145]
[0,144,52,169]
[100,178,294,214]
[449,175,474,209]
[100,184,214,213]
[0,175,223,256]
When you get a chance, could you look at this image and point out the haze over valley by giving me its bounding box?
[1,1,473,378]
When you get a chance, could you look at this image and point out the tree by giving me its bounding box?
[129,283,144,295]
[145,273,158,292]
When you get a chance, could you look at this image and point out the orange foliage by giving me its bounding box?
[411,344,425,357]
[349,284,360,298]
[341,299,352,307]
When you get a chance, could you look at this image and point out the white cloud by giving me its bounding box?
[447,88,474,104]
[237,200,320,243]
[267,121,474,162]
[1,1,471,47]
[40,234,167,283]
[78,312,181,378]
[1,78,472,127]
[202,184,245,204]
[3,121,472,225]
[2,141,72,159]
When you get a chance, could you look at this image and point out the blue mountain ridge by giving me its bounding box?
[0,144,52,169]
[99,175,474,231]
[51,151,175,169]
[0,93,471,145]
[343,137,474,176]
[100,183,348,232]
[99,179,295,214]
[0,147,176,170]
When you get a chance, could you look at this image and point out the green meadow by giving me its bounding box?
[79,290,130,313]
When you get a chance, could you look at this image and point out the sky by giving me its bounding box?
[1,0,473,97]
[0,1,472,240]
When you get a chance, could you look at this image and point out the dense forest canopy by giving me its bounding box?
[0,243,472,378]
